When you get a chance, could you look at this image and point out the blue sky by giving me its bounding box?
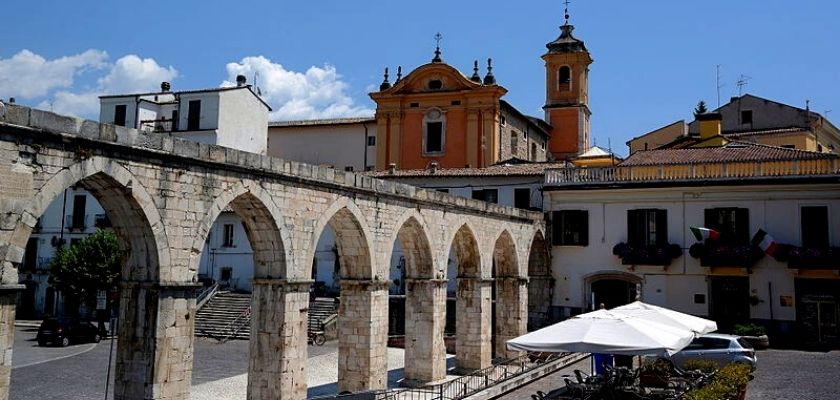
[2,0,838,155]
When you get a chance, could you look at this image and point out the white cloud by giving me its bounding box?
[0,49,108,99]
[222,56,373,121]
[29,53,178,118]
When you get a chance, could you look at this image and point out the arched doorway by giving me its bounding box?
[586,273,642,310]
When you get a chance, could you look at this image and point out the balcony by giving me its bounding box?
[65,214,88,231]
[773,245,840,270]
[612,243,683,266]
[689,242,764,268]
[545,158,840,186]
[139,118,176,133]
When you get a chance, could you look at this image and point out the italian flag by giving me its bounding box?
[690,226,720,241]
[752,229,778,256]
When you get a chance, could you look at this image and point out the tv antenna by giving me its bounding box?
[716,65,725,107]
[736,74,752,97]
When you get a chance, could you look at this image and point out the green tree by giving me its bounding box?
[48,229,123,314]
[694,100,709,116]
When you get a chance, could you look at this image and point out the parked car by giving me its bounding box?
[36,317,101,347]
[670,333,757,371]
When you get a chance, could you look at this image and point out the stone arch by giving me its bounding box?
[310,197,375,280]
[448,223,482,278]
[5,156,167,282]
[527,230,550,276]
[387,209,436,279]
[526,229,553,330]
[583,271,643,310]
[188,181,291,280]
[492,229,520,278]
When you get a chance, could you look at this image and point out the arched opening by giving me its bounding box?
[586,273,641,311]
[448,223,491,372]
[390,214,443,384]
[308,204,384,395]
[558,66,572,92]
[492,230,525,360]
[527,231,553,330]
[7,163,165,399]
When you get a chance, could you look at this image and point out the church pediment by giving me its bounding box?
[385,63,484,95]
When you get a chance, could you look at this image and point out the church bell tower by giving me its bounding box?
[542,7,593,159]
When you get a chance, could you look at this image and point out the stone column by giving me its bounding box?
[114,281,199,400]
[247,279,310,400]
[0,285,24,400]
[495,277,528,359]
[527,275,554,330]
[403,278,447,385]
[338,279,389,393]
[455,277,493,372]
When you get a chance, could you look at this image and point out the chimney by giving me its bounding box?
[236,75,247,87]
[697,112,723,140]
[387,163,397,175]
[730,96,739,103]
[428,161,439,174]
[9,97,15,104]
[161,82,171,92]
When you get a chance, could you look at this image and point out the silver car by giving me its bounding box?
[670,333,757,371]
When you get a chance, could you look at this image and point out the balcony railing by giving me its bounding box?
[65,215,88,231]
[139,118,176,133]
[545,158,840,185]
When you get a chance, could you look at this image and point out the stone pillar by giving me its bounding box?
[403,278,447,385]
[455,277,492,372]
[527,275,554,330]
[247,279,310,400]
[495,277,528,359]
[0,285,23,400]
[338,279,389,393]
[114,282,198,400]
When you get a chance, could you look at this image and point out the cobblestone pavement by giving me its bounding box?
[746,349,840,400]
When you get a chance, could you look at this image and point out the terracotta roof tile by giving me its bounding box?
[620,142,837,167]
[364,161,571,178]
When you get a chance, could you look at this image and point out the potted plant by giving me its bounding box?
[734,323,769,349]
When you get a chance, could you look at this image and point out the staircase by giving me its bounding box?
[308,297,338,336]
[195,292,252,341]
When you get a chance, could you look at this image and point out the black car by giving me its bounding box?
[36,317,101,347]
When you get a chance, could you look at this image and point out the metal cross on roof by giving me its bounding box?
[563,0,571,24]
[434,32,443,48]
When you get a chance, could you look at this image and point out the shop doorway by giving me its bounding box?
[710,276,749,332]
[796,279,840,348]
[590,279,637,310]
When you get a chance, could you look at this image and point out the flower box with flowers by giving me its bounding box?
[612,243,682,266]
[772,245,840,270]
[689,242,764,267]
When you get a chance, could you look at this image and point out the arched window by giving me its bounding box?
[423,108,446,154]
[559,66,572,91]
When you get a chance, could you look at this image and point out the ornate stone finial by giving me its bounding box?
[432,32,443,63]
[396,66,403,82]
[483,58,496,85]
[563,0,571,25]
[470,60,482,83]
[379,67,391,91]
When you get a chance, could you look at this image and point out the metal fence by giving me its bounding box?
[309,352,568,400]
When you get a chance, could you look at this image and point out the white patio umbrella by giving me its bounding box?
[506,309,697,356]
[611,301,717,335]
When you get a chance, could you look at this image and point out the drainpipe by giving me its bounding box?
[362,122,369,171]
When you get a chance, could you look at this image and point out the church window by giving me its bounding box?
[531,142,538,161]
[740,110,753,125]
[423,108,445,154]
[510,132,518,154]
[428,80,443,90]
[559,66,572,91]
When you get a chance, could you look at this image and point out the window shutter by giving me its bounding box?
[627,210,638,246]
[704,208,715,229]
[551,211,563,246]
[736,208,749,245]
[656,209,668,245]
[579,210,589,246]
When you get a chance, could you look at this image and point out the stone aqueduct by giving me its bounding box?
[0,105,551,400]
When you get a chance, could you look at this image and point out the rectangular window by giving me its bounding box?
[552,210,589,246]
[367,136,376,146]
[436,188,450,194]
[220,267,233,281]
[171,110,179,131]
[425,122,443,153]
[23,238,38,271]
[500,116,506,126]
[801,206,829,248]
[187,100,201,130]
[471,189,498,204]
[627,209,668,246]
[71,195,86,229]
[113,104,127,126]
[344,166,354,172]
[741,110,753,125]
[222,223,235,247]
[704,207,749,245]
[510,132,518,153]
[514,188,531,209]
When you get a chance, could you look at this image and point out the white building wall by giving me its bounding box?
[217,89,268,155]
[268,123,376,172]
[197,212,254,292]
[545,183,840,323]
[387,176,544,209]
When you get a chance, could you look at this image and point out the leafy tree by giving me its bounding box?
[694,100,709,116]
[48,229,123,314]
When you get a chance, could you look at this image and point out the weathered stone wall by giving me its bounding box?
[0,105,546,399]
